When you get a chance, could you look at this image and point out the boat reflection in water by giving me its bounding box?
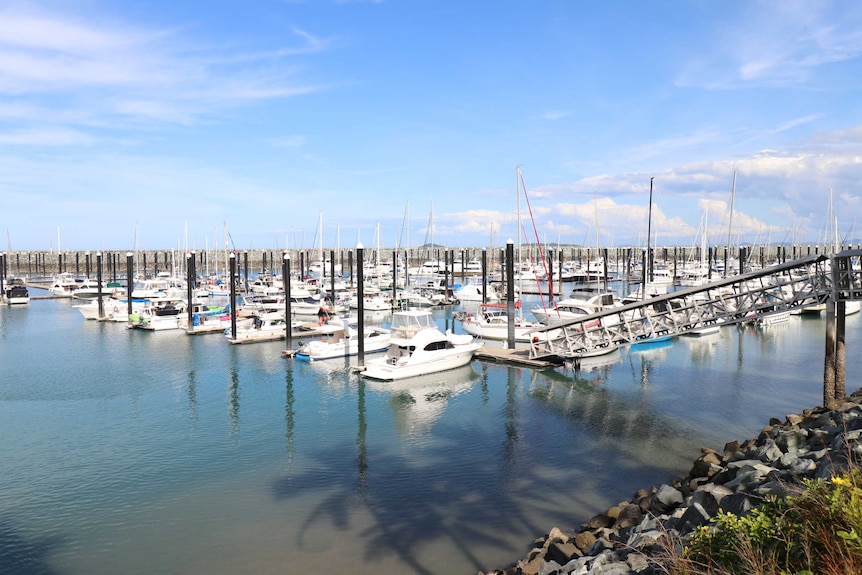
[365,363,480,438]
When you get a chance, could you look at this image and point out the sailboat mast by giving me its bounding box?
[516,166,522,274]
[647,177,654,283]
[727,169,737,250]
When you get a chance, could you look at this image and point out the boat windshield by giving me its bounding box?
[390,310,436,337]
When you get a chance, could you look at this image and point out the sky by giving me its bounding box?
[1,0,862,252]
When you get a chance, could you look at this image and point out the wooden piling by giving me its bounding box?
[823,298,836,405]
[283,253,292,349]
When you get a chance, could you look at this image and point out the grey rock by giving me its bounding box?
[702,483,733,504]
[547,541,581,565]
[651,484,683,511]
[586,538,613,556]
[719,492,755,516]
[537,560,561,575]
[626,529,663,550]
[753,480,790,498]
[590,563,633,575]
[688,489,719,516]
[613,504,644,530]
[590,550,620,568]
[678,501,713,534]
[755,438,783,463]
[574,531,597,553]
[625,552,651,573]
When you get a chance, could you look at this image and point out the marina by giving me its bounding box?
[2,260,861,574]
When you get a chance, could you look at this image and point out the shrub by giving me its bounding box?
[670,468,862,575]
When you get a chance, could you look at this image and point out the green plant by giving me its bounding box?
[669,468,862,575]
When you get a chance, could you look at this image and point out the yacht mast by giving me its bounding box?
[516,165,522,276]
[647,177,654,284]
[727,169,737,251]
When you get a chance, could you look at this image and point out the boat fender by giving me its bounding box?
[532,336,540,352]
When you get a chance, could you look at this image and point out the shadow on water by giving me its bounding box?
[0,520,63,575]
[270,359,697,574]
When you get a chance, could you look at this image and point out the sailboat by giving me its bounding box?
[624,177,669,302]
[460,166,548,344]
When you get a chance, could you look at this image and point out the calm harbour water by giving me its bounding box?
[1,290,859,575]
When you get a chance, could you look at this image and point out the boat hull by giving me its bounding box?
[295,334,391,361]
[360,345,479,381]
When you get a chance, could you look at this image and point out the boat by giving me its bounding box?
[227,312,336,343]
[360,308,481,380]
[350,293,392,312]
[70,279,107,300]
[684,321,723,336]
[459,302,550,343]
[293,318,391,361]
[530,287,621,326]
[4,278,29,304]
[453,283,500,303]
[287,287,323,316]
[228,312,296,343]
[131,273,186,301]
[129,299,186,331]
[758,309,791,326]
[49,272,88,297]
[74,292,153,321]
[396,288,445,307]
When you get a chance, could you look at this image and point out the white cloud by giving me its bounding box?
[0,6,330,134]
[0,128,95,146]
[676,1,862,89]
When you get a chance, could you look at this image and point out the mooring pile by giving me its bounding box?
[482,388,862,575]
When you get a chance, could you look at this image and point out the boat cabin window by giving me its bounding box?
[423,340,453,351]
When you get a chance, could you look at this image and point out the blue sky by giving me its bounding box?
[2,0,862,252]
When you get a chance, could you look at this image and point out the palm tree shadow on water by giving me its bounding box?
[0,521,63,575]
[270,359,698,575]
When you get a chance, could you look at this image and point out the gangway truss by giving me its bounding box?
[528,254,833,360]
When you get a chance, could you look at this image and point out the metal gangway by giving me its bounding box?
[528,254,834,360]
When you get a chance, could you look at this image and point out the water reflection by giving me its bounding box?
[628,339,673,387]
[526,362,696,471]
[284,366,295,462]
[502,367,518,469]
[680,331,722,363]
[228,366,240,438]
[0,520,62,575]
[356,379,368,492]
[365,364,480,439]
[187,369,198,425]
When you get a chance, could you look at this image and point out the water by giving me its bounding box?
[0,294,858,575]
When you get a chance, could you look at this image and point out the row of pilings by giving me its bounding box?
[1,243,858,284]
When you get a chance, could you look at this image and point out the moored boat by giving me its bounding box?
[293,318,391,361]
[360,308,480,380]
[129,300,186,330]
[4,278,30,305]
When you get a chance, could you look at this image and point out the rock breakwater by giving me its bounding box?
[482,388,862,575]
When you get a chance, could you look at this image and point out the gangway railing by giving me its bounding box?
[528,254,832,360]
[833,249,862,301]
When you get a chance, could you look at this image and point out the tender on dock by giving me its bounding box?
[474,346,564,369]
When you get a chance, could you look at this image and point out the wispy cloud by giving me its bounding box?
[535,110,570,121]
[676,1,862,89]
[0,6,331,138]
[0,128,95,146]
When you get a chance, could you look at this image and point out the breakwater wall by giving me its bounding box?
[481,388,862,575]
[0,243,849,281]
